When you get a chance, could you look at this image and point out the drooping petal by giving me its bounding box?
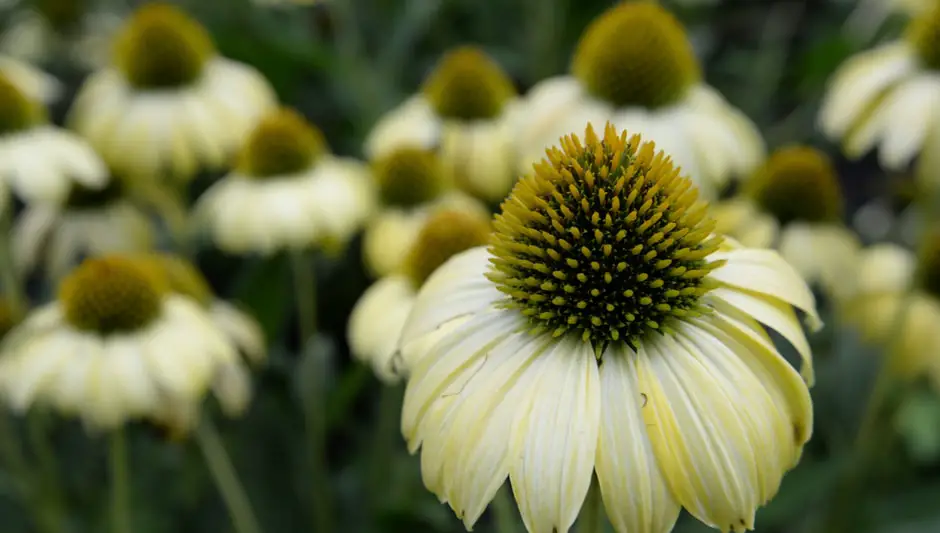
[509,335,600,533]
[595,344,680,533]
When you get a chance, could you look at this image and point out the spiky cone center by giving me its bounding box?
[746,145,843,225]
[237,108,327,178]
[372,147,446,207]
[907,3,940,70]
[571,2,700,110]
[65,178,124,210]
[488,122,724,352]
[421,46,517,121]
[113,3,215,89]
[129,253,214,307]
[59,257,166,335]
[0,74,45,135]
[33,0,87,32]
[403,209,492,286]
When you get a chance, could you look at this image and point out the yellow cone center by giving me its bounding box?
[372,147,446,207]
[746,146,843,225]
[33,0,87,32]
[422,46,517,120]
[129,253,214,307]
[113,3,215,89]
[907,3,940,70]
[0,74,44,135]
[237,108,328,178]
[571,2,700,110]
[59,256,165,334]
[403,209,492,286]
[488,122,724,351]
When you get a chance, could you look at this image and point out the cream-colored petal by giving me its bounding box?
[11,205,58,275]
[595,344,680,533]
[853,243,916,297]
[347,275,416,381]
[777,223,861,302]
[364,96,442,160]
[209,301,266,366]
[878,74,940,170]
[212,361,253,418]
[362,208,427,277]
[509,335,600,533]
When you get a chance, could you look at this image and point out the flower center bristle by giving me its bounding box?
[422,46,517,120]
[907,3,940,70]
[0,74,44,135]
[372,147,446,207]
[130,253,214,306]
[59,256,165,334]
[488,122,724,351]
[65,178,124,210]
[571,2,700,110]
[403,209,492,286]
[746,145,843,225]
[113,3,214,89]
[33,0,87,32]
[237,108,327,178]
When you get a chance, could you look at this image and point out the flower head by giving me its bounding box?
[372,146,447,207]
[571,2,700,109]
[237,108,328,178]
[745,146,843,225]
[422,46,517,121]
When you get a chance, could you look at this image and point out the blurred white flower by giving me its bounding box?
[195,107,376,255]
[67,3,276,183]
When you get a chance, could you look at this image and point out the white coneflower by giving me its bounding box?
[365,46,521,203]
[712,145,861,301]
[0,256,239,429]
[819,1,940,187]
[195,107,376,255]
[348,207,491,382]
[0,0,122,71]
[0,54,61,104]
[67,3,277,182]
[363,143,488,278]
[514,2,764,198]
[0,72,107,206]
[398,123,816,533]
[12,174,155,282]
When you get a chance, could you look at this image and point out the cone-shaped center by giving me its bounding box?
[237,108,327,178]
[0,74,44,135]
[372,147,446,207]
[747,146,843,225]
[33,0,87,32]
[113,3,215,89]
[571,2,700,110]
[907,3,940,70]
[59,256,165,334]
[129,253,214,307]
[403,208,492,286]
[488,123,724,350]
[422,46,517,121]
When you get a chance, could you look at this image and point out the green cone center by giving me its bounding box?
[907,3,940,70]
[60,257,164,334]
[237,108,327,178]
[403,208,491,286]
[747,146,843,225]
[372,147,446,207]
[422,46,517,120]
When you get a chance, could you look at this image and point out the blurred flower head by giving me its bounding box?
[365,45,521,203]
[195,106,376,255]
[0,255,239,430]
[398,123,816,532]
[67,2,276,182]
[820,1,940,188]
[712,146,860,301]
[348,207,491,382]
[514,1,764,197]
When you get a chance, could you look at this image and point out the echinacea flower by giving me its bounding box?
[67,3,276,182]
[514,2,763,197]
[0,256,239,429]
[363,143,488,277]
[712,145,860,301]
[0,53,61,104]
[398,123,816,533]
[348,207,491,382]
[12,173,156,282]
[365,46,521,203]
[842,239,940,386]
[819,1,940,187]
[195,107,375,255]
[0,72,107,206]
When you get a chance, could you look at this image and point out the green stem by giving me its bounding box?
[0,413,62,533]
[26,411,65,533]
[109,429,131,533]
[491,484,520,533]
[195,418,263,533]
[0,207,26,318]
[577,479,604,533]
[290,252,333,533]
[368,385,402,518]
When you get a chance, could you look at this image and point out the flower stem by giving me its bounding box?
[492,484,520,533]
[290,252,333,533]
[0,413,62,533]
[0,208,26,318]
[368,385,402,519]
[109,429,131,533]
[195,418,263,533]
[577,478,604,533]
[27,411,65,533]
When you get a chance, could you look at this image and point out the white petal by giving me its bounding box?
[878,75,940,169]
[595,344,680,533]
[346,275,416,381]
[509,335,600,533]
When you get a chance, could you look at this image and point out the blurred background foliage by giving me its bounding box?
[0,0,938,532]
